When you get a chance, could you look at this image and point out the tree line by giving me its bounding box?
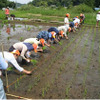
[0,0,16,9]
[28,0,100,9]
[0,0,100,9]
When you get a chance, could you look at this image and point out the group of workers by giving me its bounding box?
[0,13,85,99]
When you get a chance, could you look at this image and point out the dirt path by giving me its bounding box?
[1,24,100,99]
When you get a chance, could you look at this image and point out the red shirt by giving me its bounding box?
[5,9,9,14]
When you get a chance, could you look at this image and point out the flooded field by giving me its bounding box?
[0,23,100,99]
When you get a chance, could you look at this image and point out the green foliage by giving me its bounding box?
[42,46,46,50]
[27,26,31,31]
[7,36,11,40]
[7,67,13,71]
[19,37,23,41]
[50,45,56,49]
[0,0,16,9]
[70,4,94,13]
[31,59,38,65]
[17,5,34,11]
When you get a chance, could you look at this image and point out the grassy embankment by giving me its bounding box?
[0,4,99,25]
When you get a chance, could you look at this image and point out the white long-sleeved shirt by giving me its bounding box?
[0,51,24,72]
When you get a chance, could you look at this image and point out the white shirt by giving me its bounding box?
[13,42,27,59]
[0,52,24,72]
[58,26,67,36]
[24,38,40,45]
[96,14,100,21]
[64,17,69,27]
[73,18,80,24]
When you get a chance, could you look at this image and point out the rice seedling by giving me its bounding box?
[7,66,13,71]
[17,78,20,86]
[19,37,23,41]
[50,45,56,49]
[7,36,11,40]
[58,41,62,45]
[1,23,4,27]
[28,85,33,92]
[31,59,38,65]
[34,74,40,86]
[42,88,45,98]
[14,82,18,90]
[17,25,22,28]
[27,26,31,31]
[42,46,46,50]
[65,85,71,99]
[82,27,96,98]
[42,72,46,76]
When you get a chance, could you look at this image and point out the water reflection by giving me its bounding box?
[6,26,10,34]
[11,24,15,31]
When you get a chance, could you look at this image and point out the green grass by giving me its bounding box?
[0,5,98,25]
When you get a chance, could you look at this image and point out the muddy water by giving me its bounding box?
[1,24,100,99]
[0,23,50,51]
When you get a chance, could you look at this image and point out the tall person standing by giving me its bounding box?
[5,7,10,19]
[96,11,100,27]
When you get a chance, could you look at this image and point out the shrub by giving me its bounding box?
[17,5,34,11]
[70,4,94,13]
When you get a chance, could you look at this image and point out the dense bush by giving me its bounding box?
[17,5,34,11]
[70,4,94,13]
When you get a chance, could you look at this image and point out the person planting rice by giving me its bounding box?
[9,42,42,62]
[80,13,85,24]
[48,27,64,40]
[0,50,32,75]
[57,25,69,39]
[73,16,80,29]
[69,22,76,32]
[56,13,70,39]
[10,14,15,20]
[37,31,59,44]
[23,38,50,47]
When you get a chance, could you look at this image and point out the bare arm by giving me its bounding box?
[22,69,32,75]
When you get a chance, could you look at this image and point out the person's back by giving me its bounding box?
[13,42,25,51]
[37,31,51,40]
[48,27,59,35]
[24,38,40,45]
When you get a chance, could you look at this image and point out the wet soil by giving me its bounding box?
[0,22,100,99]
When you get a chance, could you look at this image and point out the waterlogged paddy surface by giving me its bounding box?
[0,23,50,51]
[0,23,100,99]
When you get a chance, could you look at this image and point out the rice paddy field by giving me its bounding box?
[0,21,100,99]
